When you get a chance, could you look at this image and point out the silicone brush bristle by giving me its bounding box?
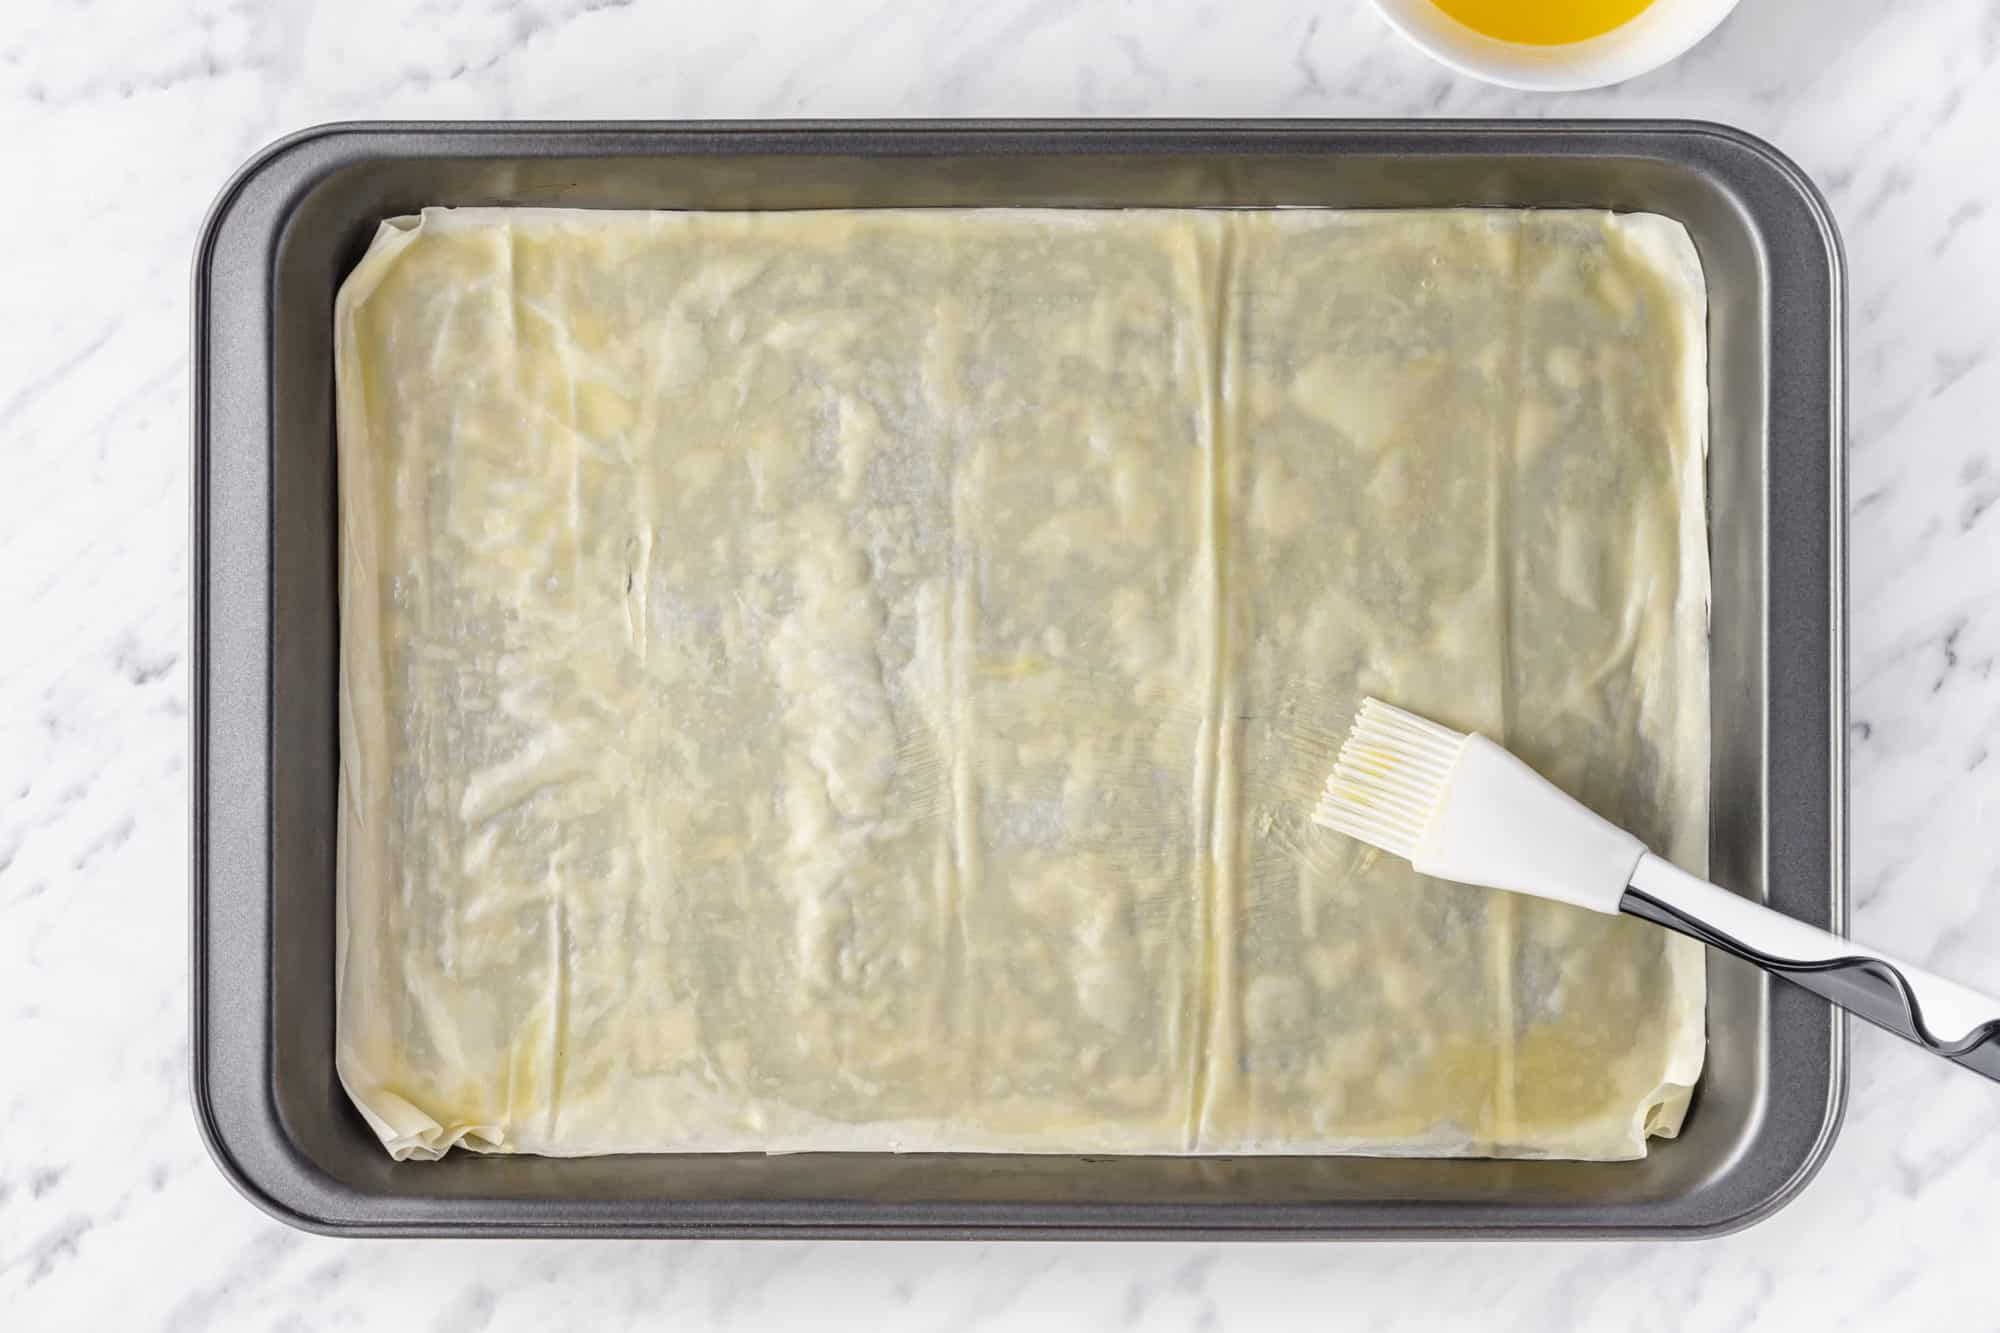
[1311,698,1468,862]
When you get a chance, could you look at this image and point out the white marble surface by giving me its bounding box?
[3,0,1998,1326]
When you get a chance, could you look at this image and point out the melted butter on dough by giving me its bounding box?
[334,206,1708,1161]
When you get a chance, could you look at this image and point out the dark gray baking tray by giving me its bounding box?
[192,120,1846,1238]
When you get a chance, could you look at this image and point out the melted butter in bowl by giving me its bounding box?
[1370,0,1742,89]
[1427,0,1656,46]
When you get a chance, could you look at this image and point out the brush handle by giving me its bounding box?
[1621,853,2000,1083]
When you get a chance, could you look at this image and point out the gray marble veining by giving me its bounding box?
[3,0,1998,1326]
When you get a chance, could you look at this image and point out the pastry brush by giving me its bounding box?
[1313,697,2000,1082]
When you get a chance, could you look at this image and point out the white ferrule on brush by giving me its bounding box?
[1415,736,1645,915]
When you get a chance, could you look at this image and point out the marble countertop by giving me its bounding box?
[4,0,1997,1326]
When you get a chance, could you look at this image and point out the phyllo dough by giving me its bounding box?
[334,206,1707,1161]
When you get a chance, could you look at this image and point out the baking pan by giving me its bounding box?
[192,120,1846,1238]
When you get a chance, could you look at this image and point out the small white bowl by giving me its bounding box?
[1370,0,1743,91]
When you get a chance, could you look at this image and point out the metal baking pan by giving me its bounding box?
[192,120,1846,1238]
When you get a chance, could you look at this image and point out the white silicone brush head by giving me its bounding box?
[1311,697,1466,860]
